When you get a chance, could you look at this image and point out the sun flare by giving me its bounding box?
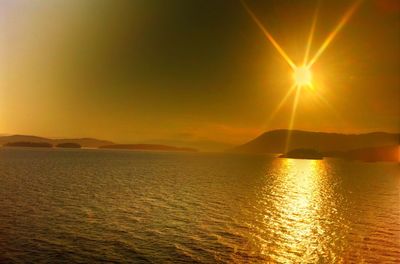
[293,66,312,87]
[241,0,363,150]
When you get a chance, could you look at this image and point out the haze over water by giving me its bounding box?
[0,148,398,263]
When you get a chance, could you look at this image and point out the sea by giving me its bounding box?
[0,148,399,263]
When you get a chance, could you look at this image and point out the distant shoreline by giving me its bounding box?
[1,141,198,153]
[0,129,398,162]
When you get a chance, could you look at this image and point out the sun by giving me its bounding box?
[293,66,312,87]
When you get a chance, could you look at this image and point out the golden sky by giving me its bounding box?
[1,0,399,150]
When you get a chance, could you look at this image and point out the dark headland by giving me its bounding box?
[231,130,399,162]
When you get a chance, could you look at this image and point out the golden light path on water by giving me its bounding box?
[270,159,324,262]
[248,158,348,263]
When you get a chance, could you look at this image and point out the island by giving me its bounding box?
[56,143,81,148]
[279,148,324,160]
[4,141,53,148]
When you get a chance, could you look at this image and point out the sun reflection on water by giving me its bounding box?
[278,160,323,257]
[260,158,331,262]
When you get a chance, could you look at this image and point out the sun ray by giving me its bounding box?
[312,89,343,120]
[240,0,297,70]
[266,84,297,123]
[307,0,363,67]
[241,0,360,144]
[308,88,352,136]
[303,3,319,66]
[285,86,302,152]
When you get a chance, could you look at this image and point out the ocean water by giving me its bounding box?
[0,148,399,263]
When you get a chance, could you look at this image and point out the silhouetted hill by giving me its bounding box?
[99,144,197,152]
[0,135,50,144]
[232,130,399,154]
[0,135,113,148]
[4,141,52,148]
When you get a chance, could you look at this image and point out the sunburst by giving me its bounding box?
[240,0,363,151]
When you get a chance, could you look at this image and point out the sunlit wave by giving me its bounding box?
[252,158,349,262]
[271,159,323,261]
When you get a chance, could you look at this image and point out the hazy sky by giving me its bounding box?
[1,0,399,150]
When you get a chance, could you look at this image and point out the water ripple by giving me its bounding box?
[0,148,399,263]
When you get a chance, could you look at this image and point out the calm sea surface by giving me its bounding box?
[0,148,399,263]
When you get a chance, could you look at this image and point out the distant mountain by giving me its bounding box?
[0,135,50,144]
[0,135,199,151]
[232,130,399,154]
[99,144,197,152]
[0,135,113,148]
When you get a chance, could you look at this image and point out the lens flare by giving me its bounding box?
[241,0,363,150]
